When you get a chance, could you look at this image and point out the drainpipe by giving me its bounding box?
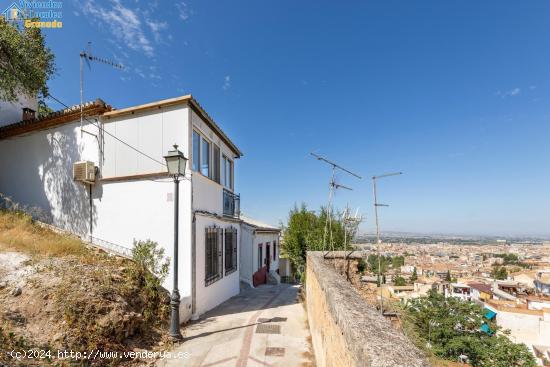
[191,198,198,320]
[89,183,93,241]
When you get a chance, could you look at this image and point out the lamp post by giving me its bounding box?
[164,144,188,340]
[372,171,402,315]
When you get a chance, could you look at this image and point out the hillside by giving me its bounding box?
[0,210,172,366]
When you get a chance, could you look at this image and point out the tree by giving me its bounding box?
[393,275,407,286]
[403,290,535,367]
[281,203,348,280]
[410,267,418,282]
[0,18,55,102]
[392,255,405,268]
[445,270,452,282]
[491,266,508,280]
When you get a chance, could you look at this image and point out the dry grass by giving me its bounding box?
[0,210,88,257]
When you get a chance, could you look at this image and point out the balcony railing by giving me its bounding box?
[223,189,240,218]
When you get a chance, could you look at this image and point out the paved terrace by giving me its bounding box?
[159,284,313,367]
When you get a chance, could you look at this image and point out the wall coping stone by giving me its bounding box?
[307,251,431,367]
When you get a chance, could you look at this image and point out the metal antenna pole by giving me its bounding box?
[373,177,383,314]
[372,171,403,315]
[79,42,124,137]
[323,166,336,255]
[311,152,361,261]
[80,52,84,137]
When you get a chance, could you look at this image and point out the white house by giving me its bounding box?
[484,298,550,365]
[0,95,249,322]
[444,283,471,302]
[240,215,281,287]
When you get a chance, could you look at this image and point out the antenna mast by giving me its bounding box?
[79,42,124,136]
[310,152,362,261]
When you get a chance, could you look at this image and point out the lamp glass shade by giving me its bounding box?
[164,147,188,176]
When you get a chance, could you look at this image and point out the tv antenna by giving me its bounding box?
[310,152,362,261]
[372,171,403,315]
[79,42,124,136]
[340,205,364,268]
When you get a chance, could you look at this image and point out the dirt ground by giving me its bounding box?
[0,242,171,366]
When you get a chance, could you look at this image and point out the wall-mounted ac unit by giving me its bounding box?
[73,161,96,184]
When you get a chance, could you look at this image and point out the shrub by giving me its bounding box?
[357,258,367,273]
[130,239,170,323]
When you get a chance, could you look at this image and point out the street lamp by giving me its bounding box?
[372,171,402,315]
[164,144,188,340]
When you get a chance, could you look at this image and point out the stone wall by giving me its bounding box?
[306,251,430,367]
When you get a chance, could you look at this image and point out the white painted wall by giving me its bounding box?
[253,233,280,273]
[239,223,255,286]
[0,119,99,234]
[0,100,244,322]
[92,178,193,321]
[101,105,189,178]
[486,306,550,349]
[194,214,240,315]
[0,107,194,320]
[0,94,38,127]
[192,173,224,215]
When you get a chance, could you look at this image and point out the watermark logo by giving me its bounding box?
[1,1,63,29]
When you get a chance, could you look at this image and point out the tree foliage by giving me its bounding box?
[0,18,55,102]
[410,267,418,282]
[281,203,349,279]
[366,254,404,274]
[491,266,508,280]
[393,275,407,286]
[404,290,536,367]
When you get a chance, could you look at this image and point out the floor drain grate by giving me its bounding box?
[265,347,285,357]
[256,324,281,334]
[258,317,287,323]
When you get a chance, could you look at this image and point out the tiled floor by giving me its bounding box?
[157,284,313,367]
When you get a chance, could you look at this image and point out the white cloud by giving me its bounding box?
[176,1,191,21]
[146,19,168,42]
[222,75,231,90]
[82,0,154,56]
[496,87,521,98]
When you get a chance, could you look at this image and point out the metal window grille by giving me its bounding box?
[225,227,238,275]
[205,226,223,286]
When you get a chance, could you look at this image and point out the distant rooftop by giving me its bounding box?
[241,215,280,233]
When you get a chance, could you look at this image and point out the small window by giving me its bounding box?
[201,137,210,177]
[222,155,233,189]
[205,226,223,285]
[213,144,220,183]
[224,227,238,275]
[192,131,200,171]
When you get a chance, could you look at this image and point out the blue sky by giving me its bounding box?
[37,0,550,237]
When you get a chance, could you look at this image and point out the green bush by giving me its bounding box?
[357,258,367,273]
[130,239,170,323]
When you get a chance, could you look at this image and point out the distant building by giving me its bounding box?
[484,298,550,365]
[445,283,471,302]
[240,216,280,287]
[469,282,493,303]
[535,271,550,296]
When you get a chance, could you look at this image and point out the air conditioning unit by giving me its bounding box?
[73,161,96,184]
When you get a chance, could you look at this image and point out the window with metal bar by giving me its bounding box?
[224,227,238,275]
[205,226,223,286]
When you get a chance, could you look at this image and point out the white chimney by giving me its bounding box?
[0,93,38,127]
